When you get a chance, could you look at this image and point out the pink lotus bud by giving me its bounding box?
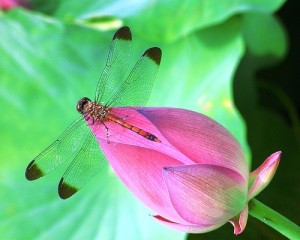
[0,0,28,10]
[89,107,280,234]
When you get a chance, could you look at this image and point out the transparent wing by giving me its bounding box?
[105,47,162,108]
[95,26,132,103]
[58,130,107,199]
[25,117,89,180]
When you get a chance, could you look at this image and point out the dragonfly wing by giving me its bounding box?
[25,117,89,180]
[95,26,132,103]
[58,130,106,199]
[105,47,162,107]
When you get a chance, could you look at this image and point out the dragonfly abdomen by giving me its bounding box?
[107,114,161,143]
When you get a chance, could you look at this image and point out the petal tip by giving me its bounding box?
[248,151,281,199]
[270,151,282,161]
[229,206,248,235]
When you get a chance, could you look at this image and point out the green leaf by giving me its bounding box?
[242,12,287,57]
[31,0,285,42]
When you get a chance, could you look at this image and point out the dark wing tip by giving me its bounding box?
[143,47,162,65]
[113,26,132,41]
[58,178,78,199]
[25,160,44,180]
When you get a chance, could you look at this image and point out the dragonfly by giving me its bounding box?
[25,26,162,199]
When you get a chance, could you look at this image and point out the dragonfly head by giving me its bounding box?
[76,97,92,114]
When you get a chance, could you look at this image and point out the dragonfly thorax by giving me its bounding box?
[77,97,109,123]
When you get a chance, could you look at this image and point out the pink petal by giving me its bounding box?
[139,108,249,178]
[163,164,248,226]
[229,205,248,235]
[153,215,223,233]
[248,151,281,200]
[87,107,194,164]
[97,140,189,224]
[0,0,17,9]
[0,0,28,10]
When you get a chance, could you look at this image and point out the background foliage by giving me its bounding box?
[0,0,298,239]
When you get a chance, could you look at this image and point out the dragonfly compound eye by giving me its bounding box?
[76,97,91,114]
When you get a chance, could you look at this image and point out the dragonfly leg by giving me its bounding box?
[101,122,110,143]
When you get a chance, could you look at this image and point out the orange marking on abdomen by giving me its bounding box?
[107,114,161,142]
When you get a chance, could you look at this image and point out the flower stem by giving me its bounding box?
[249,198,300,239]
